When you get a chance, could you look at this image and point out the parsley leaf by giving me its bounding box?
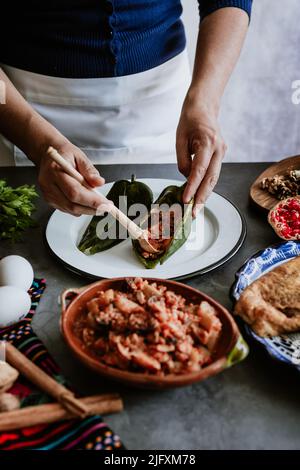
[0,180,38,242]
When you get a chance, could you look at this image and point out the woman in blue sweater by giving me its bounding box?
[0,1,252,216]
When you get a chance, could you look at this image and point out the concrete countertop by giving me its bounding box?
[1,163,299,450]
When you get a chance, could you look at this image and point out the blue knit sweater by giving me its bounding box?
[0,1,252,78]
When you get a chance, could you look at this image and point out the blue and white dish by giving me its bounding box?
[232,241,300,371]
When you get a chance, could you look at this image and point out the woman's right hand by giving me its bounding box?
[37,141,107,216]
[0,68,106,215]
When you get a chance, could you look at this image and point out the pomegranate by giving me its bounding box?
[268,196,300,240]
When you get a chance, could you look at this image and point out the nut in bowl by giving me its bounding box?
[61,278,248,389]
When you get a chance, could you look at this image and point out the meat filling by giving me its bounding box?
[74,278,222,376]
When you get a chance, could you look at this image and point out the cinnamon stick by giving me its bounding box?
[5,342,88,417]
[0,393,123,431]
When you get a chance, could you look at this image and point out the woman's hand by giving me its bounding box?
[0,69,108,216]
[37,141,107,216]
[176,95,227,217]
[176,7,249,218]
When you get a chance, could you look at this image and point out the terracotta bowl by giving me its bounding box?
[61,278,248,389]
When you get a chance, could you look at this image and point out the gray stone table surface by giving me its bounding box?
[0,163,299,450]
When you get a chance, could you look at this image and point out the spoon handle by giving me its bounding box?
[109,204,144,239]
[47,147,89,188]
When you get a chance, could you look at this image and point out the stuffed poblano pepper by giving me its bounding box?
[78,175,153,255]
[132,183,193,268]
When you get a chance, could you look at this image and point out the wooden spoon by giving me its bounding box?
[46,147,159,253]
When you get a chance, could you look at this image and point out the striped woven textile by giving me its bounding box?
[0,279,124,450]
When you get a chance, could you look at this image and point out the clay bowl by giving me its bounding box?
[61,278,248,389]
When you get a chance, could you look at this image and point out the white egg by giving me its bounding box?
[0,286,31,327]
[0,255,34,291]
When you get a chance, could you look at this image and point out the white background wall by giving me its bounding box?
[181,0,300,162]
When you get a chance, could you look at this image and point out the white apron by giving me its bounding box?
[0,51,190,166]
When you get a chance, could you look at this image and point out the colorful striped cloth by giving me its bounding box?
[0,279,124,450]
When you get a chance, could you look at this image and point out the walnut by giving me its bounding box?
[290,170,300,181]
[260,170,300,200]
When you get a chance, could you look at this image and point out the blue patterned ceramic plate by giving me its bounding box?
[232,241,300,370]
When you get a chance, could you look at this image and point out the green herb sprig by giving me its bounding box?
[0,179,38,242]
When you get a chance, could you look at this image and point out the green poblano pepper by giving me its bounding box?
[132,183,193,268]
[78,175,153,255]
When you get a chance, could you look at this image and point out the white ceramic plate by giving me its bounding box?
[45,178,246,280]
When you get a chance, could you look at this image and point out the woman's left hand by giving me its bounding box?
[176,94,227,218]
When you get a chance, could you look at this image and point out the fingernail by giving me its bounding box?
[90,168,100,177]
[92,173,105,184]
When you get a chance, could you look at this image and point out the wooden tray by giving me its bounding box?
[250,155,300,210]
